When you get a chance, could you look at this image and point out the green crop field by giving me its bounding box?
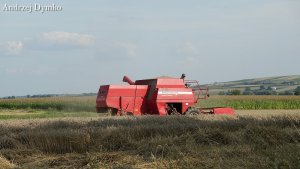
[0,96,299,169]
[0,95,300,114]
[197,95,300,109]
[0,96,96,112]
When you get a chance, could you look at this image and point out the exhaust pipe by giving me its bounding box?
[180,73,186,80]
[123,76,135,85]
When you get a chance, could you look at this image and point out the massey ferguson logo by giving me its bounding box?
[158,90,193,95]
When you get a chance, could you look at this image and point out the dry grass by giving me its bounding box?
[0,96,300,168]
[0,155,15,169]
[0,111,299,169]
[0,109,102,120]
[0,109,297,127]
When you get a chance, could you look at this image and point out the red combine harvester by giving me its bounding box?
[96,74,235,116]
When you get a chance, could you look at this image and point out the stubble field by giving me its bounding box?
[0,96,299,169]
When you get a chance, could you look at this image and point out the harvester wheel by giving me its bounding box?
[184,107,200,116]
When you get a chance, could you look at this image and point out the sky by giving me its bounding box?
[0,0,299,97]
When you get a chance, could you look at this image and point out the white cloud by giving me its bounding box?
[0,31,95,56]
[39,31,95,47]
[5,41,23,55]
[95,41,139,61]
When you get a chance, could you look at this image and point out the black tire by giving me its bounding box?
[184,107,200,116]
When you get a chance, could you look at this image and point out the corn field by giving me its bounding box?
[197,95,300,109]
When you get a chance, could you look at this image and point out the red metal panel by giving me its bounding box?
[96,75,235,116]
[96,85,109,107]
[156,78,185,88]
[132,96,146,115]
[156,102,168,116]
[212,107,235,115]
[107,85,148,97]
[96,84,148,114]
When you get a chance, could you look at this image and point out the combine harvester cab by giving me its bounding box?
[96,74,235,116]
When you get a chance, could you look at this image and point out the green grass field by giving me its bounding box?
[0,95,299,120]
[0,96,96,112]
[0,95,300,115]
[197,95,300,109]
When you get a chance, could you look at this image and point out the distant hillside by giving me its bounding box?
[207,75,300,95]
[2,75,300,98]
